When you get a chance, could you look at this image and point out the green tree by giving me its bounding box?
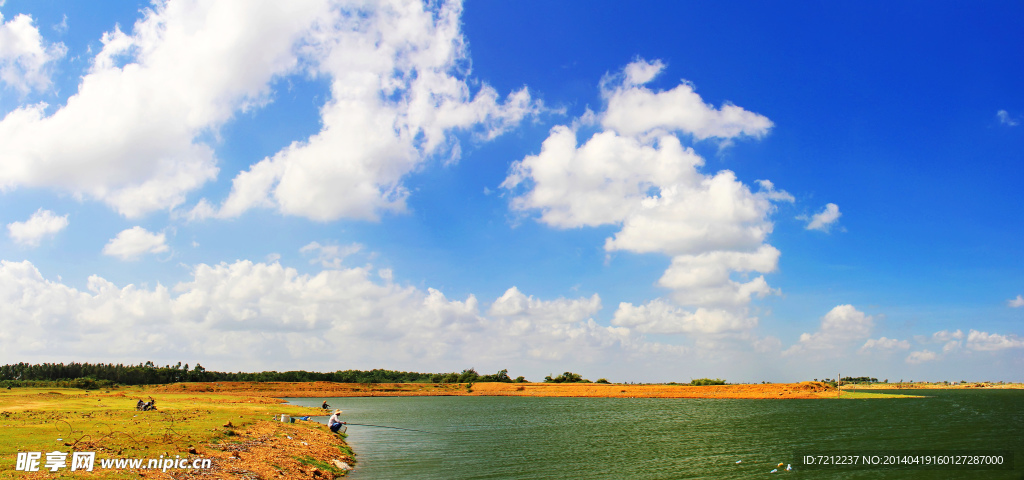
[544,372,585,383]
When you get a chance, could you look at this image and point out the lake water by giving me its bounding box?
[286,389,1023,479]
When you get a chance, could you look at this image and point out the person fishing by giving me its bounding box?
[321,400,330,410]
[328,409,346,433]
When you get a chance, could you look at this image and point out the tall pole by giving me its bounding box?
[838,372,841,398]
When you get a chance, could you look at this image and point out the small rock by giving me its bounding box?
[188,447,198,454]
[223,421,233,428]
[332,459,352,470]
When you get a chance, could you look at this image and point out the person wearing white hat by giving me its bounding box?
[328,409,346,433]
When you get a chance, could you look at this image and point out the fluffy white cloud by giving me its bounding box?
[611,299,756,334]
[804,203,841,232]
[0,259,650,372]
[906,350,938,364]
[6,208,67,246]
[997,109,1019,126]
[966,330,1024,351]
[503,59,788,336]
[7,0,529,221]
[300,241,362,269]
[600,58,773,139]
[859,336,910,353]
[930,329,964,342]
[488,286,601,324]
[203,0,539,221]
[941,340,961,354]
[0,9,66,93]
[1008,295,1024,308]
[657,246,780,308]
[784,304,873,355]
[102,226,169,260]
[1,0,332,217]
[913,329,963,352]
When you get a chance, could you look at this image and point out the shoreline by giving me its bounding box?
[157,381,867,399]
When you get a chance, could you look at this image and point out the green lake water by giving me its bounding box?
[287,389,1023,479]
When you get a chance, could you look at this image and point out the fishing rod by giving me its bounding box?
[342,423,437,435]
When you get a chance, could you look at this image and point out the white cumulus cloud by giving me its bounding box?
[600,58,773,140]
[930,329,964,342]
[966,330,1024,351]
[656,245,780,308]
[503,59,788,335]
[0,259,653,373]
[0,9,66,93]
[611,299,756,334]
[906,350,938,364]
[804,203,841,232]
[6,208,68,246]
[102,226,169,260]
[784,304,873,355]
[1008,295,1024,308]
[488,286,601,325]
[202,0,540,221]
[1,0,329,217]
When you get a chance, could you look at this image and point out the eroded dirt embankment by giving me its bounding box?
[169,420,355,480]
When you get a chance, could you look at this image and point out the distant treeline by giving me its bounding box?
[0,362,525,388]
[689,378,727,386]
[840,376,879,384]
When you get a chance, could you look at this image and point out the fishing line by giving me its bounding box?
[342,422,437,434]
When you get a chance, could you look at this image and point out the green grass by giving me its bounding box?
[337,443,357,461]
[296,455,348,476]
[836,390,924,399]
[0,386,322,477]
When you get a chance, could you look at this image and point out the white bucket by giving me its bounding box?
[280,414,290,423]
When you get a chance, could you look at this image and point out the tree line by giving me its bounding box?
[0,362,527,388]
[2,362,728,388]
[840,376,879,384]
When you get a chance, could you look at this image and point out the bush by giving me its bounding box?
[543,372,585,383]
[690,378,726,386]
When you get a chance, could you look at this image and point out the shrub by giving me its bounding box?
[690,378,726,386]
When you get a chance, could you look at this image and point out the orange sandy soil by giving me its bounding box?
[166,420,354,480]
[153,381,840,399]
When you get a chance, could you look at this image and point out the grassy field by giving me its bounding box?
[0,386,335,478]
[833,390,924,399]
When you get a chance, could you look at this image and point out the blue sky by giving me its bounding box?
[1,0,1021,382]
